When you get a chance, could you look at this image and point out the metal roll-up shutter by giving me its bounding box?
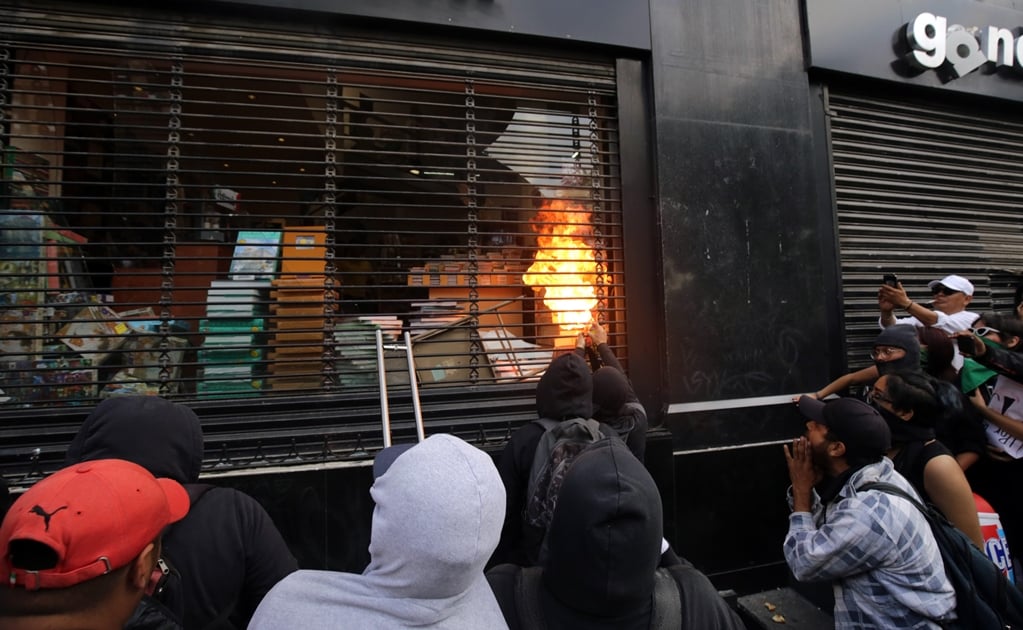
[0,1,624,474]
[826,87,1023,370]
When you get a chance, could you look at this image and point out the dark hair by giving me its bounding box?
[917,327,955,382]
[884,371,941,428]
[982,312,1023,345]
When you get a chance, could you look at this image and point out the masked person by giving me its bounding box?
[867,370,983,548]
[574,321,648,462]
[796,324,919,401]
[487,436,744,630]
[799,325,984,470]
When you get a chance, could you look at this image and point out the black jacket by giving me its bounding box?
[976,343,1023,383]
[492,353,602,567]
[65,396,298,629]
[579,343,648,462]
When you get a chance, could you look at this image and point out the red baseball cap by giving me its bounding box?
[0,459,190,590]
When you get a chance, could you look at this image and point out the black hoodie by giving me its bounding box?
[65,397,297,629]
[492,353,604,567]
[487,438,744,629]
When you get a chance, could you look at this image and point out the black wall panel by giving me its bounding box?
[648,0,839,581]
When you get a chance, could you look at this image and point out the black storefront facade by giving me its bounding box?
[2,0,1023,594]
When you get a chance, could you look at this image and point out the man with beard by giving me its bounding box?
[783,396,955,628]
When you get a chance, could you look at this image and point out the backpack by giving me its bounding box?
[525,418,604,530]
[125,483,219,630]
[513,565,681,629]
[861,481,1023,630]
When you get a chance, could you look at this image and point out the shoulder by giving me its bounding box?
[484,564,525,630]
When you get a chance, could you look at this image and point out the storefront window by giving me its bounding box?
[0,42,623,408]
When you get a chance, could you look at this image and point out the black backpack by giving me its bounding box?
[514,566,681,629]
[524,418,604,530]
[510,563,745,630]
[125,483,220,630]
[861,481,1023,629]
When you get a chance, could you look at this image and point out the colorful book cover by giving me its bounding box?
[229,231,282,281]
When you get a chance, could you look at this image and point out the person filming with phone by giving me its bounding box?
[879,273,980,334]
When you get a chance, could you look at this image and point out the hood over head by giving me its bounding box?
[591,366,631,421]
[65,396,204,483]
[541,437,662,617]
[873,324,921,375]
[536,353,593,420]
[366,433,505,599]
[247,434,508,630]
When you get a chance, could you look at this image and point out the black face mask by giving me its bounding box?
[873,404,934,445]
[874,352,921,376]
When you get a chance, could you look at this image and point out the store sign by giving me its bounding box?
[906,12,1023,79]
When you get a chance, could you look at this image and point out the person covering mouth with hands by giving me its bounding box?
[783,396,955,628]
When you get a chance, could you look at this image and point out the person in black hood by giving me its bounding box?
[795,325,922,403]
[65,396,298,629]
[486,437,744,629]
[490,352,615,568]
[574,321,648,462]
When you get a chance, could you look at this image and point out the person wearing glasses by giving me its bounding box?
[796,324,919,402]
[952,313,1023,572]
[797,325,987,472]
[878,274,980,335]
[866,370,984,548]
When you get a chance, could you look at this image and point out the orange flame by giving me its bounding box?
[522,199,598,339]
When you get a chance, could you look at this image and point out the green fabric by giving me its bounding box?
[960,349,998,393]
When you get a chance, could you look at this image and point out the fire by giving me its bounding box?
[522,199,598,340]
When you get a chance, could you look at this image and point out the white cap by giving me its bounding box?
[928,274,974,296]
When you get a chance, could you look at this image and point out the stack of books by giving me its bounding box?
[267,277,336,391]
[332,315,405,388]
[408,301,466,338]
[196,280,271,399]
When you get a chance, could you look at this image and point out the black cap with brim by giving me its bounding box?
[797,395,891,459]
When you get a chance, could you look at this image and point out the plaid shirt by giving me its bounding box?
[784,458,956,629]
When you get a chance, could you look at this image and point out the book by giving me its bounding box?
[57,305,131,364]
[281,227,327,276]
[229,230,282,281]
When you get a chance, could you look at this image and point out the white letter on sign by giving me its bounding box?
[907,12,947,69]
[946,26,987,77]
[982,26,1015,67]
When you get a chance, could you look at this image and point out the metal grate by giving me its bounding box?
[827,87,1023,371]
[0,4,625,415]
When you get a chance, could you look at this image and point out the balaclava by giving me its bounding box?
[873,325,921,375]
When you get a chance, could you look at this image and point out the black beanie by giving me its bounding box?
[873,324,922,375]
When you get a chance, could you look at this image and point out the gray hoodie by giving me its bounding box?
[248,434,509,630]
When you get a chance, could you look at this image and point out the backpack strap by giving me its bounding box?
[650,567,683,630]
[514,566,547,630]
[858,481,929,515]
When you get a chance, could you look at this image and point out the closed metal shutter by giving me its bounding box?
[826,87,1023,370]
[0,2,624,420]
